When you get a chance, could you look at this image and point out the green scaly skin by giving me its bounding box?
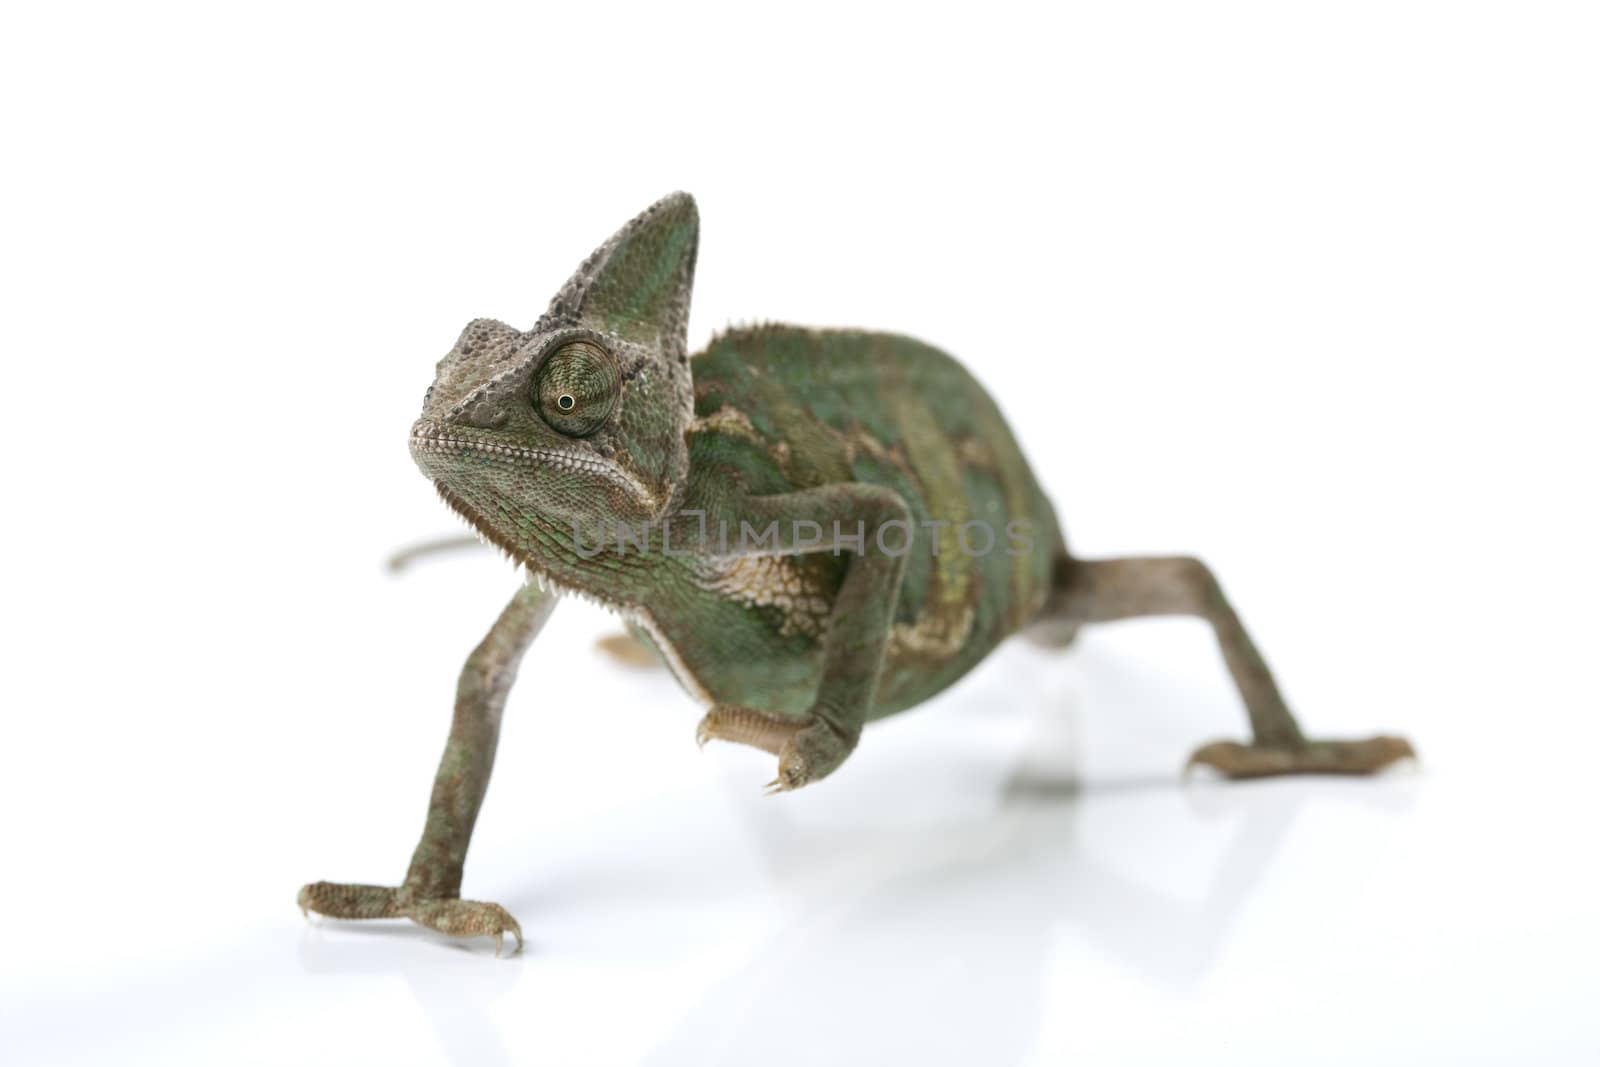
[299,193,1416,952]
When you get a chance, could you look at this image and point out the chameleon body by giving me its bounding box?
[669,325,1061,720]
[299,193,1415,953]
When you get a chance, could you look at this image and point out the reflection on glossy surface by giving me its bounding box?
[639,701,1411,1067]
[6,610,1583,1067]
[279,650,1425,1067]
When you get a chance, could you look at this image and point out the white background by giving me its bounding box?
[3,2,1597,1064]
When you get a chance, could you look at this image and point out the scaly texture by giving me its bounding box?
[300,193,1416,953]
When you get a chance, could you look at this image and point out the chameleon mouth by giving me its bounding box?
[408,420,653,502]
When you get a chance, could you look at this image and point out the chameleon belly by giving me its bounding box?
[665,326,1062,718]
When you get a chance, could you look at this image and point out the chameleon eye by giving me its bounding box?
[533,340,619,437]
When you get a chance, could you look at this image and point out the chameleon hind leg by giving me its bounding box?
[1040,555,1414,778]
[299,580,557,954]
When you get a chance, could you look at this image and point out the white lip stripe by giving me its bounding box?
[410,428,654,505]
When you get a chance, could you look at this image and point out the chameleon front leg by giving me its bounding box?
[696,485,911,792]
[299,580,557,954]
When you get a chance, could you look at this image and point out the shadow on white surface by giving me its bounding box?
[633,713,1416,1066]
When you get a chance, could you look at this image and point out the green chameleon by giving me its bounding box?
[299,192,1415,954]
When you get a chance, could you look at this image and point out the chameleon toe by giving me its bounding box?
[695,705,806,756]
[406,898,524,955]
[297,881,405,921]
[1186,735,1418,779]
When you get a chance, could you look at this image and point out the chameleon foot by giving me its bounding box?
[1186,735,1416,779]
[298,881,524,956]
[695,705,858,793]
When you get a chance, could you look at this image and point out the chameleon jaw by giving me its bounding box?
[427,479,618,610]
[428,478,715,708]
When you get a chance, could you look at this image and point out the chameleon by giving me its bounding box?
[298,192,1415,954]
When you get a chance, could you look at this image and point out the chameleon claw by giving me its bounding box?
[493,923,527,957]
[762,778,788,796]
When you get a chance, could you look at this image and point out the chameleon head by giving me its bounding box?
[410,193,699,551]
